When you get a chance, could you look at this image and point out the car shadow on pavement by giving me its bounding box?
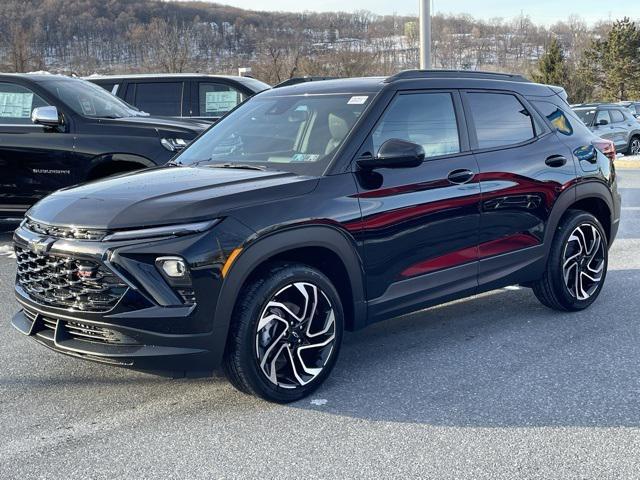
[294,268,640,427]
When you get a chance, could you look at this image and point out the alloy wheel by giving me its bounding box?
[631,138,640,156]
[562,223,605,300]
[255,282,336,389]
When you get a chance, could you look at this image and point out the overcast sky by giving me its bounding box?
[197,0,640,25]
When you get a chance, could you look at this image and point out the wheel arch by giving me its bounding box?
[545,180,614,251]
[210,225,367,366]
[86,153,155,180]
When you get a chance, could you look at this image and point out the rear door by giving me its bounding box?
[355,90,482,321]
[462,90,575,289]
[0,81,77,216]
[608,108,629,150]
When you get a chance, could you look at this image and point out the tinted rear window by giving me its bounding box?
[134,82,183,116]
[467,92,535,149]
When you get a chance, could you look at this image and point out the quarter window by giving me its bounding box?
[198,83,245,117]
[134,82,183,116]
[467,92,535,149]
[0,82,49,125]
[533,100,577,136]
[372,92,460,158]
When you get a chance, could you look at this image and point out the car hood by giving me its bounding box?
[27,167,318,230]
[102,115,207,134]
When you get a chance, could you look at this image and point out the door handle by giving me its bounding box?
[447,169,474,184]
[545,155,567,167]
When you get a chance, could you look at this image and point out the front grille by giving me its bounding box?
[22,306,136,345]
[25,219,108,241]
[15,247,127,312]
[64,320,133,344]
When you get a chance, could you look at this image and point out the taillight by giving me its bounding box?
[592,138,616,162]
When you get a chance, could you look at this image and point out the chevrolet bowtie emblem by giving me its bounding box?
[29,237,56,254]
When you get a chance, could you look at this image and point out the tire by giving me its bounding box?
[223,262,344,403]
[532,210,608,311]
[629,136,640,156]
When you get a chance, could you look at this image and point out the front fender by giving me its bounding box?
[210,224,367,367]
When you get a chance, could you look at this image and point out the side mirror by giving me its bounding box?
[31,106,61,127]
[595,118,608,127]
[357,139,425,170]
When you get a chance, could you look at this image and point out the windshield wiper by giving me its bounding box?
[205,163,267,171]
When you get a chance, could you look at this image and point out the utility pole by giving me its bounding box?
[419,0,431,69]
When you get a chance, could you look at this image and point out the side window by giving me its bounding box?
[134,82,183,116]
[0,82,49,125]
[595,110,610,125]
[532,100,576,136]
[467,92,535,149]
[372,92,460,158]
[198,83,245,117]
[610,109,625,123]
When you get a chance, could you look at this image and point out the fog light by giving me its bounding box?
[159,258,187,278]
[155,256,192,287]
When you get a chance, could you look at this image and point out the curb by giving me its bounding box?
[615,160,640,169]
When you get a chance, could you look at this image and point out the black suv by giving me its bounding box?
[87,74,270,123]
[11,71,621,402]
[0,74,206,219]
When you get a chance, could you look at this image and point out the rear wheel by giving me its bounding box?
[223,263,343,403]
[532,210,608,311]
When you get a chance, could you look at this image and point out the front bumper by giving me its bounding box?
[10,217,254,375]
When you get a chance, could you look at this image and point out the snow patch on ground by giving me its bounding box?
[0,244,15,258]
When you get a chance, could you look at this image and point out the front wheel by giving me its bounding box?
[532,210,608,311]
[223,263,343,403]
[629,136,640,156]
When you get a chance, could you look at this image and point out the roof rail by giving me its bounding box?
[273,76,339,88]
[385,69,529,83]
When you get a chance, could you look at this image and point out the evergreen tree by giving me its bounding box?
[533,37,567,86]
[584,18,640,101]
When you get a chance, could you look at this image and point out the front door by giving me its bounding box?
[0,81,76,216]
[353,90,481,322]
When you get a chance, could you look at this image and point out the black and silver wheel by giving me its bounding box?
[629,136,640,156]
[223,263,343,402]
[532,210,608,311]
[562,223,605,300]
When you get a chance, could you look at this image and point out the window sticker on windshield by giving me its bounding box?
[205,91,237,113]
[347,96,368,105]
[79,98,96,116]
[292,153,320,162]
[0,92,33,118]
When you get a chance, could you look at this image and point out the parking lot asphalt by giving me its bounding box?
[1,170,639,479]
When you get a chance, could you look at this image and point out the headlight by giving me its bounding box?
[161,137,189,152]
[103,220,219,242]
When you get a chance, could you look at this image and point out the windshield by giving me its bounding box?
[41,78,148,118]
[173,93,371,175]
[573,108,596,125]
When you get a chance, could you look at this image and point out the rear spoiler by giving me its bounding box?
[548,85,569,102]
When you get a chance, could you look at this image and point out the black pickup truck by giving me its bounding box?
[0,74,206,219]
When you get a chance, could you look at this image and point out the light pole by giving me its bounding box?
[419,0,431,69]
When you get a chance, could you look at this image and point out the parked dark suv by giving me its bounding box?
[87,74,270,123]
[0,74,206,219]
[11,70,621,402]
